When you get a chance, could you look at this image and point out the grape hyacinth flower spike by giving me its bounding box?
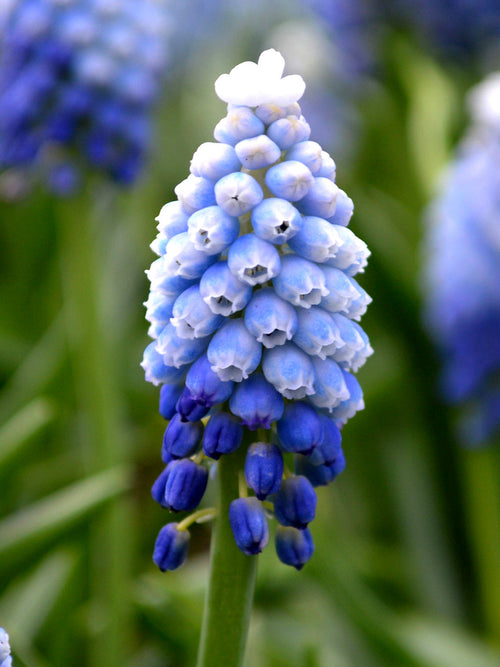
[0,628,12,667]
[142,48,373,577]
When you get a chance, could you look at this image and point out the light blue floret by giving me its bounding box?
[297,177,339,219]
[155,323,208,368]
[150,231,169,255]
[190,142,241,181]
[199,261,252,316]
[331,370,364,425]
[293,307,343,359]
[250,197,302,245]
[329,313,365,367]
[317,151,336,179]
[342,277,372,320]
[170,285,222,339]
[272,254,329,308]
[164,232,216,280]
[327,188,354,226]
[174,174,216,214]
[262,342,316,399]
[310,357,350,411]
[325,225,370,275]
[244,288,298,348]
[255,103,288,125]
[320,265,360,313]
[213,106,265,145]
[146,256,195,295]
[235,134,281,170]
[286,140,323,174]
[144,290,176,325]
[207,319,262,382]
[214,171,264,216]
[267,115,311,150]
[287,215,341,263]
[227,234,281,286]
[141,342,186,385]
[187,205,239,255]
[265,160,314,201]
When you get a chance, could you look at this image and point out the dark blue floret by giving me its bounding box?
[202,412,243,460]
[175,388,211,422]
[162,414,203,461]
[295,448,346,487]
[309,414,342,466]
[229,373,284,430]
[276,402,323,455]
[153,523,190,571]
[185,354,234,407]
[275,526,314,570]
[163,459,208,512]
[159,383,184,420]
[273,476,317,529]
[229,497,269,556]
[244,442,284,500]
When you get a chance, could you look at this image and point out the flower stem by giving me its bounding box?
[197,445,257,667]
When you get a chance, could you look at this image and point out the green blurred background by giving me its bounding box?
[1,3,499,666]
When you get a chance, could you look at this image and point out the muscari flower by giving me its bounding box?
[422,72,500,445]
[142,49,373,570]
[0,627,12,667]
[0,0,170,196]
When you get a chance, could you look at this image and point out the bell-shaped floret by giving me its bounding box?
[174,174,216,214]
[202,412,243,460]
[162,458,208,512]
[272,255,328,308]
[185,354,234,407]
[141,342,186,385]
[348,321,374,372]
[341,277,372,321]
[263,343,315,400]
[213,107,265,145]
[159,382,184,420]
[190,142,241,181]
[244,289,298,348]
[250,197,302,245]
[155,323,208,369]
[175,388,210,422]
[295,450,346,487]
[317,151,336,179]
[327,188,353,226]
[164,232,217,280]
[207,319,262,382]
[325,225,370,276]
[229,497,269,555]
[297,177,339,219]
[287,215,341,263]
[187,205,239,255]
[265,160,314,201]
[329,314,365,367]
[199,261,252,316]
[234,134,281,170]
[244,442,284,500]
[155,200,189,239]
[309,357,350,412]
[228,233,281,286]
[146,256,195,295]
[275,526,314,570]
[144,290,176,325]
[229,373,284,430]
[293,306,343,359]
[274,475,317,529]
[214,171,263,216]
[276,401,323,454]
[285,140,323,174]
[331,371,365,425]
[267,115,310,150]
[170,285,223,339]
[309,415,342,466]
[320,266,360,314]
[161,414,203,461]
[153,523,190,572]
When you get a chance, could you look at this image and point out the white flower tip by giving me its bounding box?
[214,49,305,107]
[468,72,500,128]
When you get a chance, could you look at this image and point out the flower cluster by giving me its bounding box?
[0,0,169,195]
[423,72,500,445]
[142,50,372,571]
[0,628,11,667]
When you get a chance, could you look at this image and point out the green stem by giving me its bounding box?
[197,445,257,667]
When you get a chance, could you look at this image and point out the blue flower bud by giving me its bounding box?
[274,475,317,528]
[254,104,287,124]
[250,197,302,245]
[153,522,190,572]
[244,289,298,348]
[146,256,195,295]
[159,382,184,420]
[320,266,359,313]
[285,140,323,174]
[151,464,170,507]
[263,344,316,400]
[265,160,314,201]
[227,233,281,286]
[213,107,265,145]
[207,319,262,382]
[245,442,284,499]
[155,201,189,239]
[267,115,311,149]
[203,412,243,459]
[174,175,216,214]
[170,285,223,339]
[141,342,186,385]
[272,254,329,308]
[144,290,176,325]
[229,373,284,429]
[163,458,208,512]
[234,134,281,170]
[229,497,269,555]
[187,205,239,255]
[327,188,353,226]
[310,357,350,411]
[287,215,341,263]
[162,413,203,460]
[175,388,210,422]
[190,142,241,181]
[164,232,216,280]
[214,171,264,216]
[293,306,342,359]
[275,526,314,570]
[297,177,339,219]
[155,323,208,369]
[295,447,346,487]
[276,401,323,454]
[309,414,342,466]
[317,151,336,179]
[185,354,234,406]
[325,225,370,276]
[331,371,364,425]
[199,261,253,316]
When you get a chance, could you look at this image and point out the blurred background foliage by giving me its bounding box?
[0,1,499,666]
